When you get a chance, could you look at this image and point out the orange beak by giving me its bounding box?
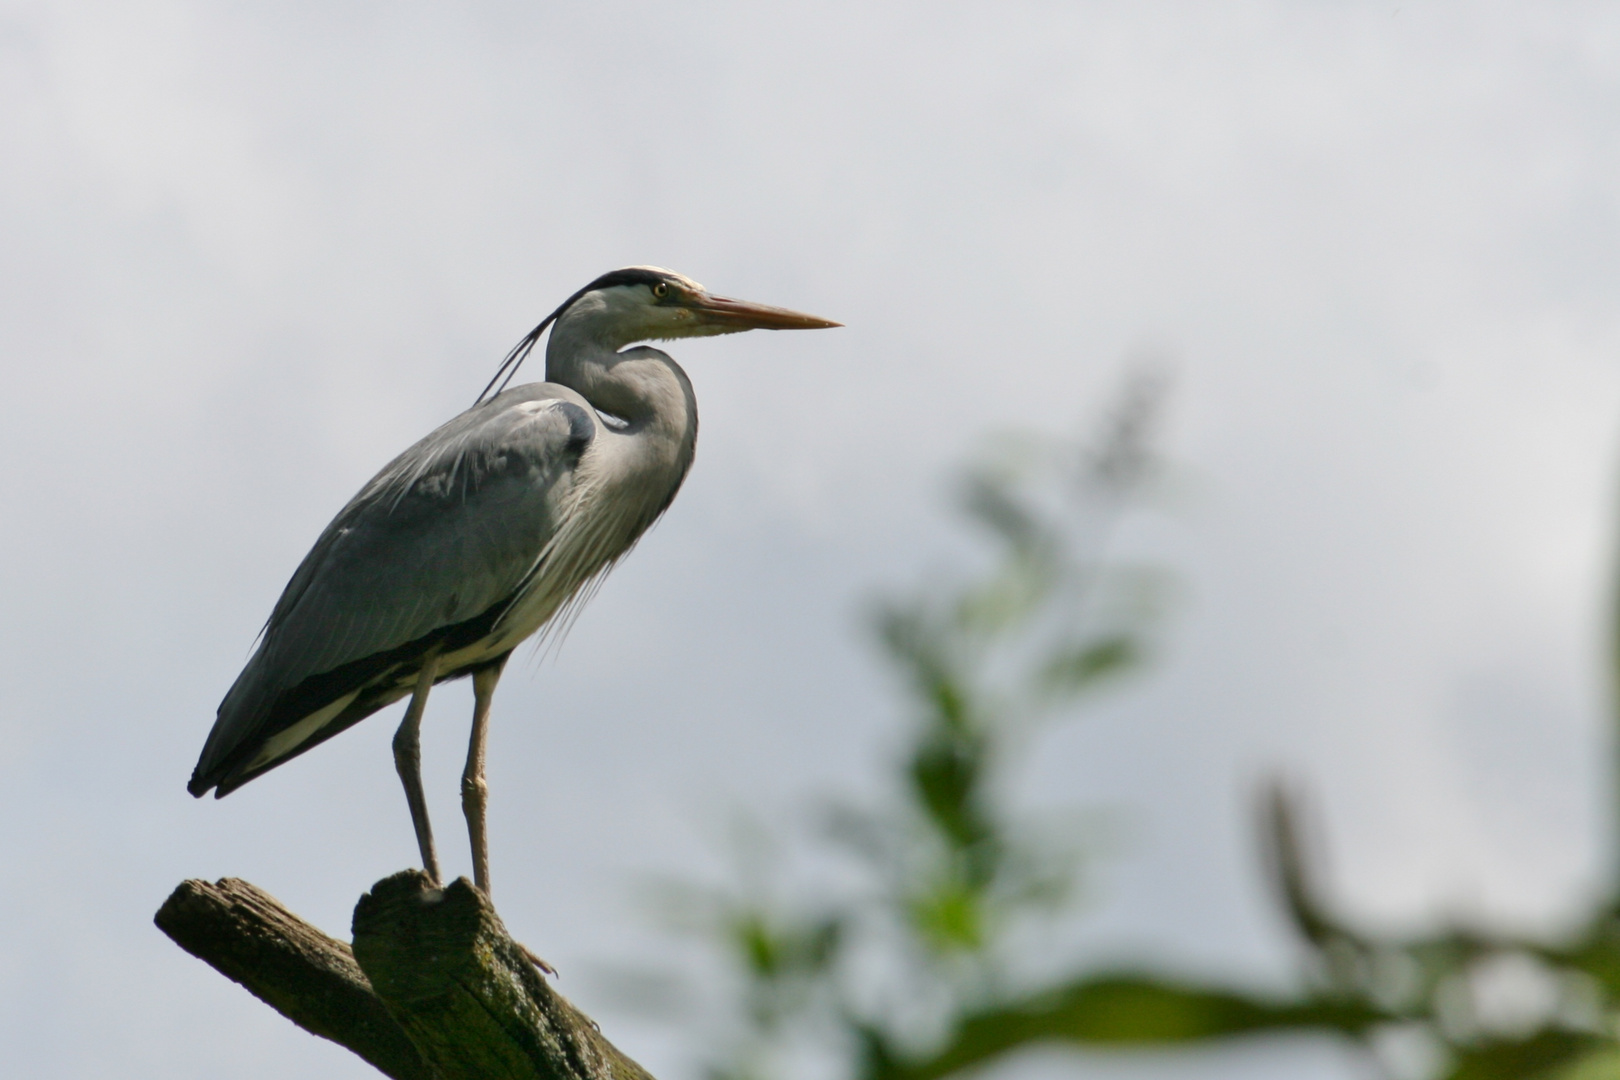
[688,292,843,331]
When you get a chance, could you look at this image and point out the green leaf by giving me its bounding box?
[907,884,984,952]
[1040,636,1138,695]
[1547,1045,1620,1080]
[959,471,1044,553]
[871,975,1382,1080]
[909,733,990,851]
[1546,918,1620,998]
[1444,1031,1612,1080]
[730,912,842,980]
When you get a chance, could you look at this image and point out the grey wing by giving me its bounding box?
[189,385,596,796]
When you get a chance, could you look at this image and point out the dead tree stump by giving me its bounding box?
[156,871,653,1080]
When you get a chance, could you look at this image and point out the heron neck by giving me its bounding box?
[544,323,698,456]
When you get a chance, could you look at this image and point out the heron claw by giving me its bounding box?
[521,943,557,976]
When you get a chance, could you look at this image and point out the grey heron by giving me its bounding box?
[188,267,840,895]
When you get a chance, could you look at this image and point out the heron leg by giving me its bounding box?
[462,655,508,896]
[393,650,443,884]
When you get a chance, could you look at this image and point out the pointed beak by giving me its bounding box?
[688,292,843,331]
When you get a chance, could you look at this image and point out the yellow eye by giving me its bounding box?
[652,282,670,299]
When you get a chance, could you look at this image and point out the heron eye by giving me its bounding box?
[651,282,670,299]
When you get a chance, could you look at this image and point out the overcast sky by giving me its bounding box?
[3,4,1620,1079]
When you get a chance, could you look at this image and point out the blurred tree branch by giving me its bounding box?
[156,871,652,1080]
[863,973,1382,1080]
[637,374,1620,1080]
[1255,783,1620,1080]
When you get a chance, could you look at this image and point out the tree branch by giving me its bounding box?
[156,871,654,1080]
[156,876,433,1080]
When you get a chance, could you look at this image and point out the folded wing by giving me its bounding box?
[189,385,596,796]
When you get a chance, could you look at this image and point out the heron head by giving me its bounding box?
[560,266,841,348]
[476,267,841,405]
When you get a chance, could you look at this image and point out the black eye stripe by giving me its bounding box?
[581,267,675,293]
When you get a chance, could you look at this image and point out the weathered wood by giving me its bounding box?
[158,872,656,1080]
[352,870,653,1080]
[155,878,434,1080]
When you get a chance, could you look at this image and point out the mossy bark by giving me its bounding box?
[156,871,652,1080]
[352,871,653,1080]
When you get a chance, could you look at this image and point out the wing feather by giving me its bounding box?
[189,384,596,795]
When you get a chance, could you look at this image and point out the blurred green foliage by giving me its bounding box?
[633,375,1620,1080]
